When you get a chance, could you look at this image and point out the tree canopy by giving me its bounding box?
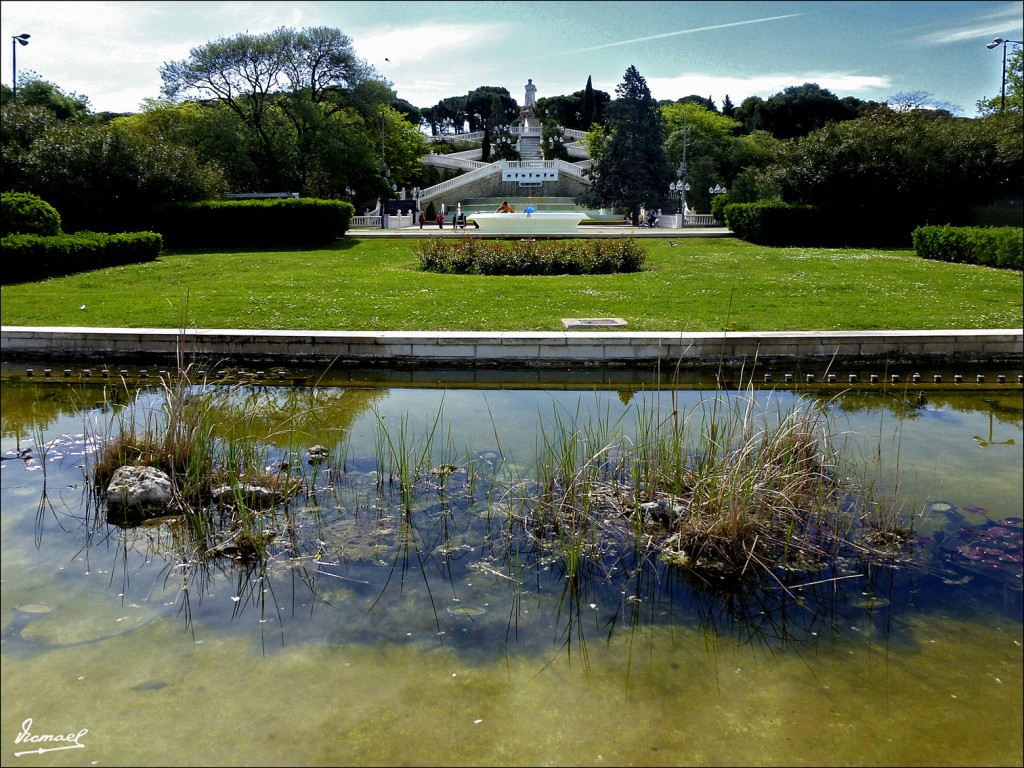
[578,66,670,215]
[977,47,1024,115]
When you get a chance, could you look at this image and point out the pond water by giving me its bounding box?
[1,368,1022,767]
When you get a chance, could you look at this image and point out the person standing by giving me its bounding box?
[418,210,426,229]
[436,211,444,229]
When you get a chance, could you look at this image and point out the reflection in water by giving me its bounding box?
[1,376,1021,766]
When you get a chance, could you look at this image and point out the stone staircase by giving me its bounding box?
[518,135,543,161]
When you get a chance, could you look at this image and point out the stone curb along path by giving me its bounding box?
[2,326,1022,369]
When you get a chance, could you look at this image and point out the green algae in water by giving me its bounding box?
[447,604,487,616]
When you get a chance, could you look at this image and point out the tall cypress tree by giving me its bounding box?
[582,75,596,130]
[579,66,669,216]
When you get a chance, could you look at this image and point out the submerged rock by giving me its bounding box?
[211,483,275,509]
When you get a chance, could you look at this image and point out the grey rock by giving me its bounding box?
[106,465,174,514]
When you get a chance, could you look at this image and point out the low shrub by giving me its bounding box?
[1,191,62,237]
[417,237,647,275]
[912,225,1022,270]
[151,198,353,249]
[724,201,923,248]
[1,231,163,284]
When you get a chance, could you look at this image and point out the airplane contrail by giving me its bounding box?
[531,13,803,58]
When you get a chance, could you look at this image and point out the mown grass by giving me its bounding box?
[1,236,1020,332]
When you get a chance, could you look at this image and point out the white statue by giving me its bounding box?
[524,78,537,109]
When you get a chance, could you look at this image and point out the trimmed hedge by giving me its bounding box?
[151,198,353,249]
[912,225,1022,270]
[417,237,647,275]
[0,231,163,284]
[724,201,926,248]
[1,192,63,237]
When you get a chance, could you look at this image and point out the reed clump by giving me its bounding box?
[518,389,908,582]
[87,367,301,562]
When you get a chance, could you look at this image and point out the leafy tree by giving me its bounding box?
[535,94,580,127]
[160,26,380,192]
[118,99,264,191]
[541,121,569,161]
[465,86,516,132]
[888,90,958,117]
[0,73,92,121]
[22,121,225,232]
[577,66,670,214]
[425,95,468,135]
[720,130,782,203]
[0,102,59,191]
[977,47,1024,115]
[535,83,611,131]
[733,83,870,138]
[489,122,519,161]
[677,94,717,112]
[763,107,1021,223]
[377,106,431,196]
[660,102,742,212]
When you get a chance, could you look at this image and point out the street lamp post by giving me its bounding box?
[380,109,389,229]
[986,37,1023,112]
[708,184,727,223]
[669,108,689,226]
[669,179,690,224]
[11,33,30,101]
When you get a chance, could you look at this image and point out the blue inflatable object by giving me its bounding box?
[525,206,535,214]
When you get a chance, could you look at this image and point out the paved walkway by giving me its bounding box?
[350,224,730,238]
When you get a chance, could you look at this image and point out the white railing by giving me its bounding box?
[561,128,588,140]
[420,163,502,199]
[422,153,490,171]
[685,213,718,226]
[351,213,416,230]
[388,213,415,229]
[657,213,720,227]
[427,131,486,142]
[552,159,589,181]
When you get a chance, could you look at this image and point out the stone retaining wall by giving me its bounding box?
[2,327,1021,369]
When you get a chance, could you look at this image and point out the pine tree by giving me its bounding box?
[579,66,669,216]
[722,94,735,118]
[582,75,596,129]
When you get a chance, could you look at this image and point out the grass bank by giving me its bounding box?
[1,237,1020,332]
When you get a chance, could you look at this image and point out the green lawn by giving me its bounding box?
[1,237,1021,332]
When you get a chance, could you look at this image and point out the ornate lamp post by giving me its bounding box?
[10,33,29,101]
[986,37,1023,112]
[380,109,390,228]
[708,184,727,223]
[668,109,689,226]
[669,179,690,224]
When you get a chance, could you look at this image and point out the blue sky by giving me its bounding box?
[2,1,1022,117]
